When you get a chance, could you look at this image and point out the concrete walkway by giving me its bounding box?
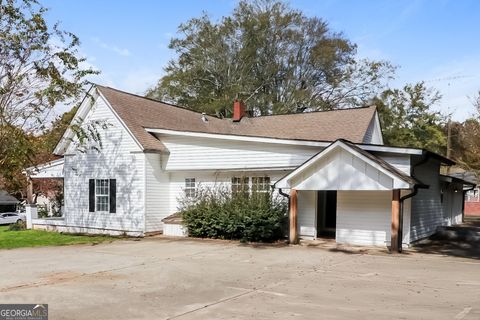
[0,238,479,320]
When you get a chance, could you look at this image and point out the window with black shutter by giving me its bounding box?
[89,179,95,212]
[89,179,117,213]
[109,179,116,213]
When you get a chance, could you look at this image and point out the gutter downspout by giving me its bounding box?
[398,151,431,252]
[277,188,291,240]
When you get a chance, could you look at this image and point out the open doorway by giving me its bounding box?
[316,191,337,238]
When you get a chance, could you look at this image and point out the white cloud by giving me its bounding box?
[92,37,131,57]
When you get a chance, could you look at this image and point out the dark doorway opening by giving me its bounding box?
[316,191,337,238]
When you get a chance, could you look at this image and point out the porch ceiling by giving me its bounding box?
[26,158,64,179]
[275,140,418,191]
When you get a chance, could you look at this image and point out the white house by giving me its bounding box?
[28,85,472,251]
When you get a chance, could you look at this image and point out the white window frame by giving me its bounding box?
[95,179,110,212]
[251,176,271,193]
[232,177,250,193]
[185,178,196,198]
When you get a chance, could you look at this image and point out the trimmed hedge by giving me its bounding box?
[180,187,287,242]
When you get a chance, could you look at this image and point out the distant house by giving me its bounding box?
[28,85,473,251]
[0,190,19,213]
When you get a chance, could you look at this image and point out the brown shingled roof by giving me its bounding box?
[97,85,377,152]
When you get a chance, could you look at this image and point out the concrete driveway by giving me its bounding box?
[0,238,479,320]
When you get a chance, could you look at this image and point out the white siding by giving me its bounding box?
[411,172,464,243]
[362,112,384,145]
[377,154,411,175]
[410,158,443,242]
[441,181,464,226]
[160,135,320,171]
[163,224,188,237]
[63,96,145,233]
[291,148,404,191]
[297,191,316,239]
[145,153,170,232]
[168,171,289,214]
[336,191,391,246]
[452,185,464,225]
[159,134,411,177]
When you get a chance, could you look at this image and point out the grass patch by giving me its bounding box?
[0,225,115,250]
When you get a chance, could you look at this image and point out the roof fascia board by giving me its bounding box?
[25,158,64,173]
[373,110,384,145]
[164,166,297,173]
[357,144,423,155]
[53,86,98,155]
[146,128,331,147]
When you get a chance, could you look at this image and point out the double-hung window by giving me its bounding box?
[89,179,116,213]
[231,177,250,194]
[95,179,110,212]
[185,178,196,198]
[252,177,271,193]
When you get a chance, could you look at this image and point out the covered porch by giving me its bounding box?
[275,140,420,252]
[25,158,65,227]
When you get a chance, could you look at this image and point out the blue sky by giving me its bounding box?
[43,0,480,120]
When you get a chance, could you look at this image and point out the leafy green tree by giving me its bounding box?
[147,0,394,116]
[374,82,447,153]
[449,119,480,171]
[448,92,480,178]
[0,0,97,193]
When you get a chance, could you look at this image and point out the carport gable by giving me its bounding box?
[275,139,417,191]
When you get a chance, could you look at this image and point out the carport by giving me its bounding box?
[275,139,421,252]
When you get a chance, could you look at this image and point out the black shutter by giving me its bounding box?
[109,179,116,213]
[89,179,95,212]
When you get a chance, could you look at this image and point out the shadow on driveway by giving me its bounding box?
[412,216,480,259]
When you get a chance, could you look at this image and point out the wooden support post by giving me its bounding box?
[391,189,401,253]
[289,189,299,244]
[26,178,34,204]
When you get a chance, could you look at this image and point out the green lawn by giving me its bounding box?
[0,225,115,249]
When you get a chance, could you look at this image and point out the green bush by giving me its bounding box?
[180,186,287,242]
[8,220,26,231]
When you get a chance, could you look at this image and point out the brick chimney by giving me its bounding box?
[233,99,246,122]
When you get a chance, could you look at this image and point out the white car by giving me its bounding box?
[0,212,26,225]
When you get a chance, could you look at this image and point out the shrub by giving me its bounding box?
[38,206,49,218]
[180,186,287,242]
[8,220,26,231]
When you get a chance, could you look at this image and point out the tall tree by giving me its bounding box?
[0,0,97,193]
[147,0,394,116]
[374,82,447,153]
[448,91,480,178]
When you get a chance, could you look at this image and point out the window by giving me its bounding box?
[231,177,250,193]
[252,177,271,193]
[185,178,196,198]
[95,179,110,212]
